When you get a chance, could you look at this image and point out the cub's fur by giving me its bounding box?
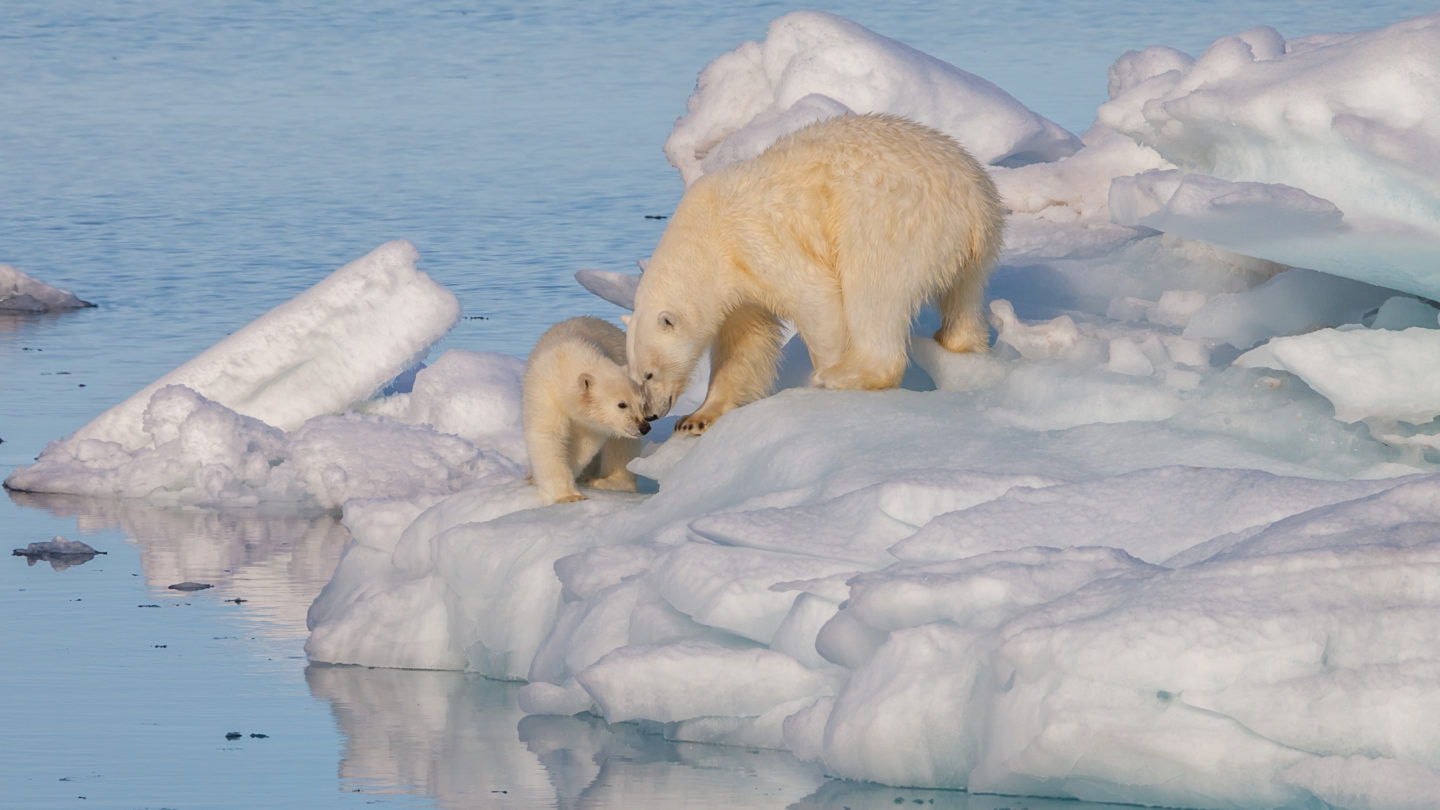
[524,317,649,504]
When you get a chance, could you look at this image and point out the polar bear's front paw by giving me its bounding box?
[675,412,716,435]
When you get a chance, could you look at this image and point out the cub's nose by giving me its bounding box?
[638,420,651,436]
[644,414,659,423]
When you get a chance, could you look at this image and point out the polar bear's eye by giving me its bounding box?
[644,372,654,381]
[617,402,628,409]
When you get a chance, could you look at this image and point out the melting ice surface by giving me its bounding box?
[10,10,1440,810]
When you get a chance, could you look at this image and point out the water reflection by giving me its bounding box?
[9,490,1144,810]
[307,666,560,807]
[308,663,835,809]
[0,309,78,336]
[309,664,1140,810]
[8,490,350,638]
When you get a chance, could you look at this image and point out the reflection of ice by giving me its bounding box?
[9,490,350,638]
[519,713,829,808]
[792,780,1145,809]
[305,665,560,807]
[306,661,1143,810]
[306,662,829,808]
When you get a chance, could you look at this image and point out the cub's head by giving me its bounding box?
[623,302,705,421]
[577,363,651,439]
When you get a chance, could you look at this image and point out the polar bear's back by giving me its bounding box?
[747,114,997,203]
[765,114,973,163]
[697,113,1004,295]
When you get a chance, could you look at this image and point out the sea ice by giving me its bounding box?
[1182,268,1400,350]
[11,536,104,570]
[0,264,93,311]
[1098,14,1440,298]
[61,240,457,453]
[2,241,502,508]
[12,10,1440,810]
[663,10,1081,186]
[1237,327,1440,425]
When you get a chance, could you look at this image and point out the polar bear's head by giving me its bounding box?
[622,183,728,420]
[577,362,651,439]
[623,303,708,421]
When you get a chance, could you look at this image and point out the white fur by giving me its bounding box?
[523,317,649,504]
[627,113,1005,434]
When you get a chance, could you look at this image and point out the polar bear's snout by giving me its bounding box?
[641,392,673,422]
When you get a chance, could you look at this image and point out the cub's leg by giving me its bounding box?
[586,435,641,491]
[527,423,586,504]
[676,305,786,435]
[566,428,609,482]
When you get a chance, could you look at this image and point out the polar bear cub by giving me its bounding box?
[524,316,650,504]
[626,113,1005,434]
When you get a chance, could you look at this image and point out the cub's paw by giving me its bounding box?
[545,490,587,505]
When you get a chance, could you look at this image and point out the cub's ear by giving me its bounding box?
[620,314,631,327]
[659,311,676,331]
[578,372,594,393]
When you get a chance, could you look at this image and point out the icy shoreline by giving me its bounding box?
[10,10,1440,810]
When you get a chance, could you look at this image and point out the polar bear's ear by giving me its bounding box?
[659,311,676,331]
[578,372,594,393]
[620,314,631,327]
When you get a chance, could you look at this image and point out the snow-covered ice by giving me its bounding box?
[65,240,459,452]
[4,241,520,509]
[11,10,1440,810]
[0,264,93,312]
[1099,15,1440,299]
[1238,327,1440,426]
[663,10,1082,186]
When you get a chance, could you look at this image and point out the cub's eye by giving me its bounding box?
[617,402,628,409]
[644,372,654,381]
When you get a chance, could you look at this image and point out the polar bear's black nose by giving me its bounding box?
[644,414,658,423]
[638,421,651,436]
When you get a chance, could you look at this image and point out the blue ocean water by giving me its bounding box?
[2,2,1432,807]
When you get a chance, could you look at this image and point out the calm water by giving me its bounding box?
[2,2,1433,807]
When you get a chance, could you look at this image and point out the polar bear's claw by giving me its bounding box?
[675,414,712,435]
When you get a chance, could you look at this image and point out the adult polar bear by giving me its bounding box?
[626,113,1005,434]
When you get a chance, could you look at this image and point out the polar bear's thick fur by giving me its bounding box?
[523,317,650,504]
[626,113,1005,434]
